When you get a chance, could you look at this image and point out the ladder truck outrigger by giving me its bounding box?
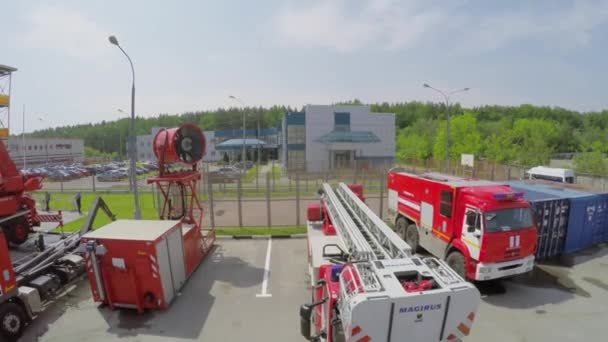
[301,183,481,342]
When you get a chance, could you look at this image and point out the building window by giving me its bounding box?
[334,112,351,132]
[287,125,305,144]
[288,150,305,170]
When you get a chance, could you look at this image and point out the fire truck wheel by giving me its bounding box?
[446,251,466,279]
[0,303,26,340]
[7,218,29,245]
[395,217,408,239]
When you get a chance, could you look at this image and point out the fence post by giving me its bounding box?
[207,171,215,229]
[379,171,384,220]
[490,167,495,181]
[266,172,272,228]
[237,176,243,228]
[60,177,64,193]
[256,162,259,193]
[92,174,96,193]
[305,176,308,193]
[44,192,51,211]
[353,160,358,184]
[271,160,276,192]
[507,167,512,180]
[296,173,300,227]
[289,172,292,191]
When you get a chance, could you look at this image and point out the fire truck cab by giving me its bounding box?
[387,171,537,281]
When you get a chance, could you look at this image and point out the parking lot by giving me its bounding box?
[19,238,608,342]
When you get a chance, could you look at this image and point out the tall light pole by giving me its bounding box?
[22,104,26,169]
[109,35,141,219]
[37,116,50,166]
[229,95,247,163]
[423,83,470,171]
[117,109,126,161]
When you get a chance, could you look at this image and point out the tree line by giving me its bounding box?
[24,101,608,175]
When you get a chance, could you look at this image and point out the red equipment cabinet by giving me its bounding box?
[81,124,215,314]
[82,220,187,313]
[387,171,537,281]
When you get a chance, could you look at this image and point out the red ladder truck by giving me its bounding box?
[387,171,537,281]
[302,183,480,341]
[0,137,53,245]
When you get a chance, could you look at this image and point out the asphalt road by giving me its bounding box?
[22,238,309,342]
[20,239,608,342]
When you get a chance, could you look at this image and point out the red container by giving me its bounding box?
[347,183,365,202]
[307,202,322,222]
[81,220,187,313]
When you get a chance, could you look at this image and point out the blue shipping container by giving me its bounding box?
[508,181,607,254]
[506,183,569,260]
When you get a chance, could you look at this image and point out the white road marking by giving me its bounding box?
[256,237,272,298]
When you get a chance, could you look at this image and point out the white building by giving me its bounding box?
[5,137,84,167]
[280,105,395,172]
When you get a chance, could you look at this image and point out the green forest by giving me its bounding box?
[26,101,608,175]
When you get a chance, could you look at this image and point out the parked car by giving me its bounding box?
[206,166,239,183]
[97,170,128,182]
[233,161,254,170]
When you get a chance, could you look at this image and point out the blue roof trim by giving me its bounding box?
[316,131,380,143]
[287,144,305,151]
[216,138,266,150]
[334,112,351,125]
[286,112,305,125]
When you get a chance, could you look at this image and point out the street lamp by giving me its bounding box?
[109,35,141,219]
[37,116,50,166]
[229,95,247,164]
[423,83,470,171]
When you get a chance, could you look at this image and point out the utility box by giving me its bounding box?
[81,220,186,313]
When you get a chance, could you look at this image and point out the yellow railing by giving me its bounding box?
[0,94,9,107]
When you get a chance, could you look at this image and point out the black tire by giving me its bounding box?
[0,303,26,341]
[405,224,420,252]
[446,251,466,280]
[6,217,30,245]
[395,217,408,239]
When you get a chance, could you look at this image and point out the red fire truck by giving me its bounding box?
[387,171,537,281]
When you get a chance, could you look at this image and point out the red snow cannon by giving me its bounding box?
[153,123,206,165]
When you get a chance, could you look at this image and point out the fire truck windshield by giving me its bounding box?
[484,208,533,233]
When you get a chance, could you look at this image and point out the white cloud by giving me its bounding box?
[20,6,110,59]
[274,0,442,52]
[274,1,378,52]
[273,0,608,53]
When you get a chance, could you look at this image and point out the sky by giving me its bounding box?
[1,0,608,133]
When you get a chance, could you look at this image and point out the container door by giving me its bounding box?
[167,227,187,292]
[156,239,175,304]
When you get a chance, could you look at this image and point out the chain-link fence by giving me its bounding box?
[34,158,608,228]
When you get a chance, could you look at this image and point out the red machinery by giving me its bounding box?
[0,197,114,340]
[81,124,215,312]
[387,171,537,281]
[0,138,46,245]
